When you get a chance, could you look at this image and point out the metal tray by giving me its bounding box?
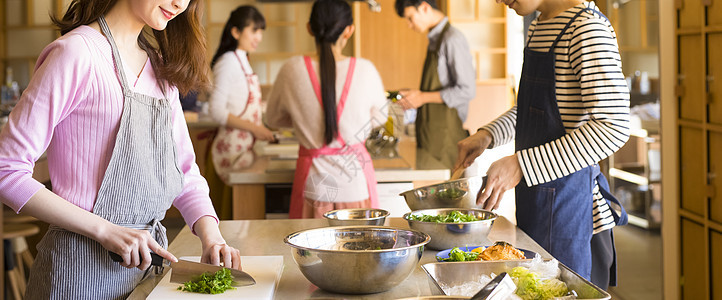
[421,260,611,300]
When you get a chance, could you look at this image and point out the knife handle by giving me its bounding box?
[108,251,164,267]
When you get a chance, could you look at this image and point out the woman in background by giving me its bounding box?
[209,5,274,181]
[267,0,387,218]
[206,6,273,218]
[0,0,240,298]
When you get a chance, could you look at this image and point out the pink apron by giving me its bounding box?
[210,52,262,183]
[289,56,379,219]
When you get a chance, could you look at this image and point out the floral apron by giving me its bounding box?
[211,52,262,183]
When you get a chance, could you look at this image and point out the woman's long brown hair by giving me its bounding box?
[52,0,210,96]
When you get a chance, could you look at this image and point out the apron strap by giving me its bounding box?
[527,4,609,50]
[234,51,255,118]
[97,15,132,96]
[235,51,254,75]
[303,56,357,145]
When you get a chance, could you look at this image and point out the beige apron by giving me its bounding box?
[25,16,183,300]
[416,22,470,169]
[210,52,263,183]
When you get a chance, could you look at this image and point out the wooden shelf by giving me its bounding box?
[610,167,650,186]
[619,47,659,53]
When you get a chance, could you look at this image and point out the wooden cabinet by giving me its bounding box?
[353,0,426,91]
[446,1,507,83]
[678,0,703,29]
[444,0,513,133]
[710,0,722,27]
[713,230,722,300]
[709,33,722,125]
[673,0,722,298]
[681,219,707,299]
[678,35,705,121]
[1,0,67,87]
[680,127,705,216]
[710,132,722,224]
[204,1,315,88]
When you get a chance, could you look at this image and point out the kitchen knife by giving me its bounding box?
[109,252,256,287]
[470,272,515,300]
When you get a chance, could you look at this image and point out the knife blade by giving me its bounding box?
[109,252,256,287]
[470,272,515,300]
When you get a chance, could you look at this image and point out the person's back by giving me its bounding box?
[266,0,386,218]
[267,56,386,150]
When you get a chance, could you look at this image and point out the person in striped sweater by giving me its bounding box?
[455,0,629,290]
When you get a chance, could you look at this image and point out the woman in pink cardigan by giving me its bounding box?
[0,0,240,298]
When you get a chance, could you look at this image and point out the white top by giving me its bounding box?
[208,49,254,126]
[266,56,387,202]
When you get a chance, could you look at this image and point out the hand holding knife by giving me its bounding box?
[109,251,256,287]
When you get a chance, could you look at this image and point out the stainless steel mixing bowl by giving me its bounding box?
[323,208,389,226]
[399,178,484,211]
[284,226,431,294]
[403,208,497,250]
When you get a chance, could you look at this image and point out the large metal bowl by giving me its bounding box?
[403,208,497,250]
[399,177,484,211]
[284,226,431,294]
[323,208,389,226]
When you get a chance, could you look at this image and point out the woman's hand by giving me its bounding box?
[194,216,242,270]
[251,125,276,142]
[201,240,241,270]
[454,130,492,172]
[476,154,522,210]
[97,223,178,270]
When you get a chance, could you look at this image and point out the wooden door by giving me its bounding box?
[674,0,722,298]
[709,34,722,125]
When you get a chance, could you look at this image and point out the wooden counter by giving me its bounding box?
[129,216,552,299]
[226,138,449,219]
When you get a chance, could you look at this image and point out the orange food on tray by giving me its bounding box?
[475,241,526,261]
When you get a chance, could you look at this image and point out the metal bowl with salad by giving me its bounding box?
[403,208,497,250]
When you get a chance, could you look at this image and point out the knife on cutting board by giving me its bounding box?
[109,252,256,287]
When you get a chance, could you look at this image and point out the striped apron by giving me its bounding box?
[25,15,183,300]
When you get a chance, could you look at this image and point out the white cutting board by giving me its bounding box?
[147,256,284,299]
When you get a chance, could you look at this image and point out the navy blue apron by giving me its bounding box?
[514,7,628,285]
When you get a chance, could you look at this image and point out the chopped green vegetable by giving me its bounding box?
[408,210,481,223]
[440,247,479,262]
[177,268,236,294]
[510,266,568,300]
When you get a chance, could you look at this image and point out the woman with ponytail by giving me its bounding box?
[267,0,387,218]
[0,0,241,298]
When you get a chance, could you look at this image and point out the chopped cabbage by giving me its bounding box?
[510,266,568,300]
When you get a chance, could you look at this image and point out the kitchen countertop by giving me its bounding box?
[129,217,551,299]
[227,138,449,185]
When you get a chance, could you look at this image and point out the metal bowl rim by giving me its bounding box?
[398,178,471,196]
[322,208,390,221]
[403,208,498,224]
[283,225,431,253]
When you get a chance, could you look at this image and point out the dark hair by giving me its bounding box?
[394,0,437,17]
[211,6,266,68]
[52,0,210,96]
[309,0,353,145]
